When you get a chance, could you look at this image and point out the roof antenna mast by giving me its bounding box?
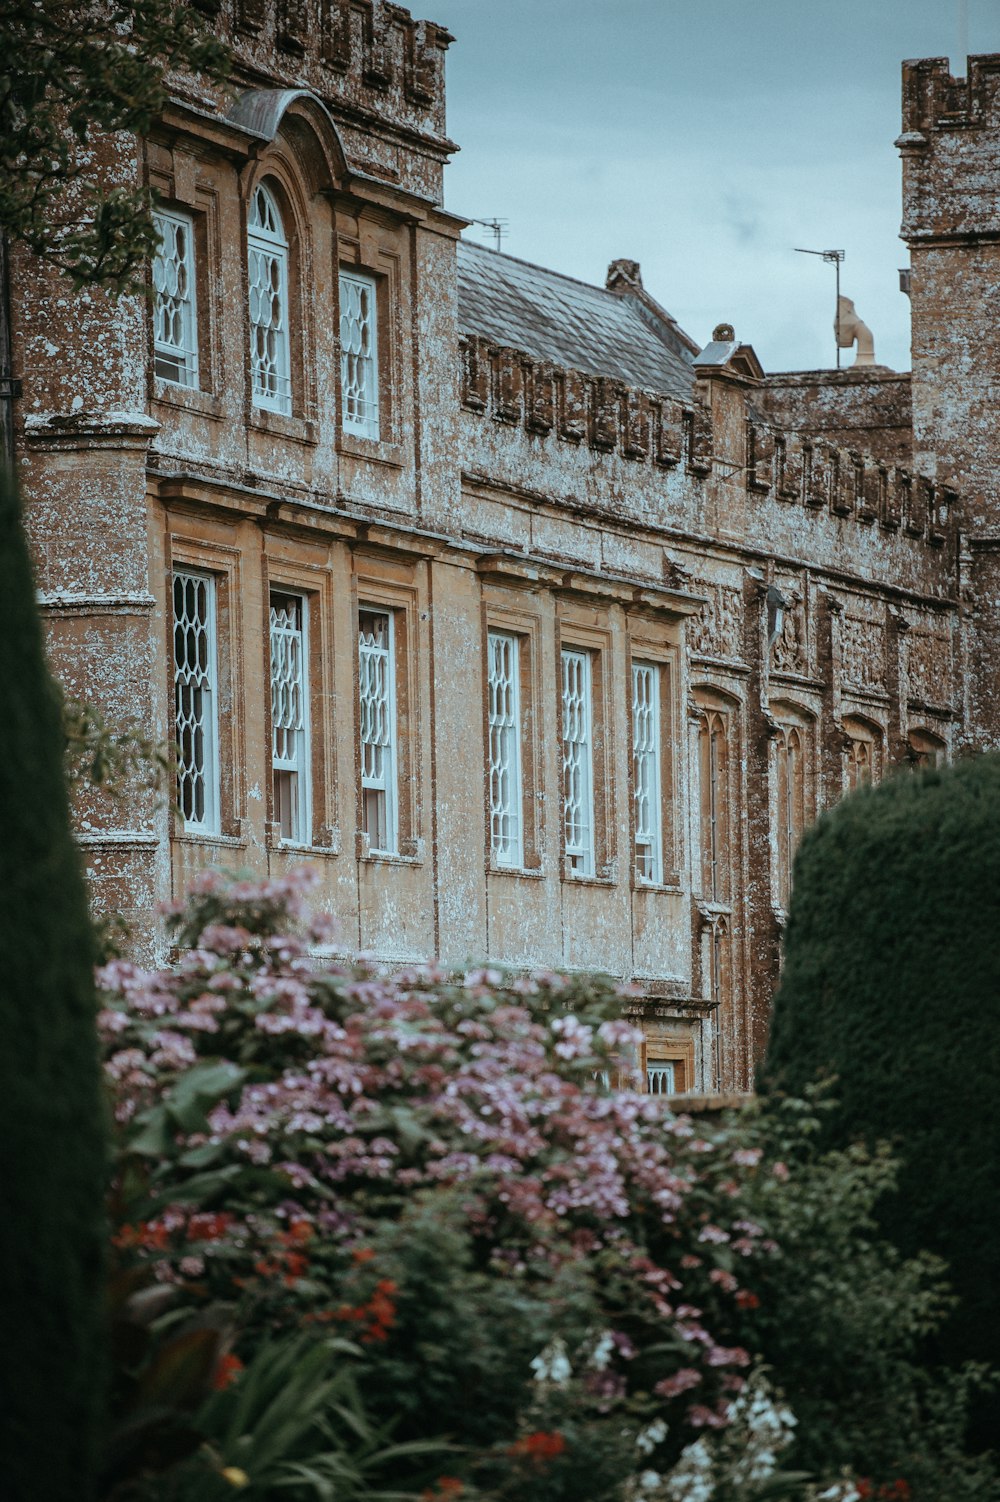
[795,247,846,368]
[469,217,508,252]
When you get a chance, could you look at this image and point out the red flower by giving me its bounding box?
[422,1478,464,1500]
[188,1211,233,1242]
[735,1289,761,1309]
[509,1431,567,1465]
[212,1353,244,1391]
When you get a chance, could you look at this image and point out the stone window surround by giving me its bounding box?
[336,228,403,465]
[351,562,422,864]
[481,594,545,878]
[625,625,681,892]
[556,613,616,884]
[166,535,246,846]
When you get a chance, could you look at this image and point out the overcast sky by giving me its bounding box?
[429,0,998,374]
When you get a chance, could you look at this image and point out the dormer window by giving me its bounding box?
[339,269,380,439]
[248,184,292,415]
[152,209,199,389]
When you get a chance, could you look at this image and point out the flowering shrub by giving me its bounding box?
[98,869,780,1496]
[96,869,997,1501]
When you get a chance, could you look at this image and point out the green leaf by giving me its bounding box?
[166,1061,246,1134]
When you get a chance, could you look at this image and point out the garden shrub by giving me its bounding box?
[97,868,997,1500]
[761,757,1000,1440]
[0,469,108,1501]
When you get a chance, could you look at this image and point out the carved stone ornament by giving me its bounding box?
[690,583,743,659]
[771,596,807,675]
[906,630,952,705]
[840,614,885,690]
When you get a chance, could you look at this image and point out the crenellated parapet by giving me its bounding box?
[746,422,956,549]
[459,335,958,555]
[901,54,1000,136]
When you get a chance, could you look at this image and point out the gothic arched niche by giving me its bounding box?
[908,725,947,768]
[771,700,815,907]
[693,687,741,905]
[842,713,884,794]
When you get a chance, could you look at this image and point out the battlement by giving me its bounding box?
[459,335,957,554]
[901,54,1000,136]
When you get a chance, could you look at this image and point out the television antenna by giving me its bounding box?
[795,247,846,367]
[468,217,508,252]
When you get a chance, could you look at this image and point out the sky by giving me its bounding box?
[428,0,999,374]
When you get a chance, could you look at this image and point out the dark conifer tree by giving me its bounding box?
[763,756,1000,1442]
[0,467,107,1501]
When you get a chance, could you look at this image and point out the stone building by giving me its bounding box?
[6,7,999,1093]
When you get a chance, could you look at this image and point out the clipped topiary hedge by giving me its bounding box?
[0,468,107,1501]
[762,756,1000,1432]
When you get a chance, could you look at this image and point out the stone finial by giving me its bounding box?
[606,259,643,292]
[712,322,735,341]
[836,296,876,367]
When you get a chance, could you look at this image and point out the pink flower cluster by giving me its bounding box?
[98,867,771,1433]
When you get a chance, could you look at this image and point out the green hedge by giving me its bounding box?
[762,756,1000,1439]
[0,468,107,1500]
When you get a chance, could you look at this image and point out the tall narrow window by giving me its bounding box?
[632,662,662,883]
[173,571,218,833]
[248,184,291,415]
[699,709,730,902]
[152,209,198,389]
[775,724,805,907]
[359,608,397,853]
[340,270,380,439]
[270,592,310,844]
[487,630,522,866]
[561,648,594,875]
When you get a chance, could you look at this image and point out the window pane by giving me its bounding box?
[248,186,291,415]
[340,270,380,440]
[153,210,199,389]
[632,662,661,882]
[270,593,309,844]
[646,1062,676,1095]
[487,631,522,865]
[173,571,218,831]
[359,608,396,853]
[561,648,594,874]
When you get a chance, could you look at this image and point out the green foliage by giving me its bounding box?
[63,697,167,797]
[761,758,1000,1442]
[737,1093,998,1500]
[0,0,230,291]
[0,465,108,1499]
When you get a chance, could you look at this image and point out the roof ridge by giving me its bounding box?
[457,237,625,302]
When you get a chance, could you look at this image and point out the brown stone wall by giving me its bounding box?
[756,369,912,469]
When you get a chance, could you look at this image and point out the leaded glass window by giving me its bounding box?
[173,571,218,832]
[270,592,309,843]
[487,630,522,865]
[646,1061,676,1096]
[153,209,198,388]
[340,269,380,439]
[248,184,291,415]
[359,608,396,853]
[632,662,662,883]
[561,647,594,875]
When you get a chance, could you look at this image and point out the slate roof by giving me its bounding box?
[457,240,696,402]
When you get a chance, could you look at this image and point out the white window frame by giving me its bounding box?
[487,629,523,867]
[270,591,311,845]
[248,183,292,416]
[561,647,595,876]
[358,607,398,855]
[339,268,380,440]
[172,569,220,835]
[646,1060,677,1096]
[632,661,663,884]
[152,208,199,389]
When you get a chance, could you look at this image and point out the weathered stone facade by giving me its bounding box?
[8,12,1000,1093]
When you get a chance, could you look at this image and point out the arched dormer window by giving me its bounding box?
[248,183,292,416]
